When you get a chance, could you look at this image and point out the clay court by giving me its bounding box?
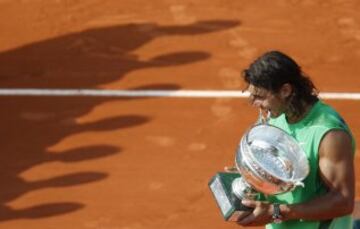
[1,0,360,228]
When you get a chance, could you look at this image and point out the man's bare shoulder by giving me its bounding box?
[319,129,353,160]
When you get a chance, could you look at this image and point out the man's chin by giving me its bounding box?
[270,112,281,118]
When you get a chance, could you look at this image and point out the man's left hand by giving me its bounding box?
[237,199,274,226]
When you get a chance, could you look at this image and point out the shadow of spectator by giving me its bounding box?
[0,20,240,88]
[0,19,240,221]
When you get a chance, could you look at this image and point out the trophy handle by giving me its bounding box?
[257,109,270,124]
[224,166,238,173]
[294,181,305,188]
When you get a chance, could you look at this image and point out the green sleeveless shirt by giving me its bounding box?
[265,100,355,229]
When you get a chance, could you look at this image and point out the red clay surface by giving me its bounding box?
[1,1,360,229]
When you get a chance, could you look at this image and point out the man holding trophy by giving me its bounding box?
[209,51,355,229]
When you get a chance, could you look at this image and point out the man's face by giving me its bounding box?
[247,84,287,118]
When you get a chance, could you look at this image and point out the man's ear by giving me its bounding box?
[279,83,293,99]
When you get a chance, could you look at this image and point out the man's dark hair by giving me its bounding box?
[243,50,318,116]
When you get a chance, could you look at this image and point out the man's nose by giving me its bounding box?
[251,98,262,108]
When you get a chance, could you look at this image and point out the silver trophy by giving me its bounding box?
[209,111,310,221]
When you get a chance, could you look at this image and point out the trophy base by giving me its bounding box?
[208,172,253,221]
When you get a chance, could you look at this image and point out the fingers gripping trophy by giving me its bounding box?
[208,110,310,221]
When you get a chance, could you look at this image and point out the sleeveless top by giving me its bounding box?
[265,100,355,229]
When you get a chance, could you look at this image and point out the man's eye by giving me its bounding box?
[253,95,263,99]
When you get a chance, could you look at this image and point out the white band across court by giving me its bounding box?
[0,88,359,100]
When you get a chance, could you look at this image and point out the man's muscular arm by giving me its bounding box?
[281,130,355,220]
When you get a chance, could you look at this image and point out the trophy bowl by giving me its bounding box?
[208,123,310,221]
[234,124,310,197]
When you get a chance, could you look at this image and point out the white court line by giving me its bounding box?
[0,88,360,100]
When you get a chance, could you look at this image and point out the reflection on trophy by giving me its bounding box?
[208,113,310,221]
